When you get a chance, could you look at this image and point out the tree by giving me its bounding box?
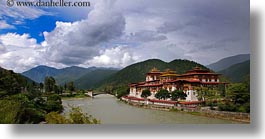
[115,86,129,98]
[141,89,151,98]
[226,83,249,104]
[45,94,63,113]
[67,81,75,92]
[0,99,21,123]
[171,90,187,101]
[194,86,208,101]
[44,77,56,93]
[155,89,170,100]
[39,83,44,93]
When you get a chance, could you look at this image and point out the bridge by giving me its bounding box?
[87,91,108,97]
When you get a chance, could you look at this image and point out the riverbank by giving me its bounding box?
[121,99,250,123]
[60,93,90,99]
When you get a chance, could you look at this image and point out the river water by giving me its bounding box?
[62,94,240,124]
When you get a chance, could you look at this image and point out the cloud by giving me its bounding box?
[87,45,139,67]
[0,20,15,29]
[86,41,190,68]
[42,0,125,65]
[0,1,50,20]
[0,0,249,72]
[124,30,167,42]
[0,33,44,72]
[0,33,38,48]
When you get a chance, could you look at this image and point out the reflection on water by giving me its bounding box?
[62,94,240,124]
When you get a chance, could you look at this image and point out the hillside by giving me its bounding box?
[218,60,250,83]
[22,65,119,89]
[22,65,60,83]
[98,59,209,87]
[0,67,33,96]
[54,66,97,85]
[207,54,250,71]
[74,69,118,89]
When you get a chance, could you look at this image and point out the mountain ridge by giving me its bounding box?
[218,60,250,83]
[207,54,250,71]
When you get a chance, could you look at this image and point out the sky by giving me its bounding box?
[0,0,249,73]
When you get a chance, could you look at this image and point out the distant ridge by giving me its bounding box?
[22,65,60,83]
[207,54,250,72]
[219,60,250,83]
[22,65,119,89]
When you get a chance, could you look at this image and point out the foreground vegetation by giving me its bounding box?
[0,68,99,124]
[45,106,100,124]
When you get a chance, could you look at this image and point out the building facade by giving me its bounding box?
[128,67,226,102]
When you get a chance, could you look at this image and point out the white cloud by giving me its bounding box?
[0,33,44,72]
[87,46,139,67]
[0,33,38,48]
[0,20,15,29]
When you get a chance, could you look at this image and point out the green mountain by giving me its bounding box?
[207,54,250,72]
[54,66,97,85]
[218,60,250,83]
[98,59,209,87]
[22,65,60,83]
[0,67,34,97]
[22,65,119,89]
[74,69,118,89]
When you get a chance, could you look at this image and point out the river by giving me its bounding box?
[62,94,240,124]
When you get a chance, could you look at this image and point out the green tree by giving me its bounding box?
[219,82,250,113]
[141,89,151,98]
[44,77,56,93]
[115,86,129,98]
[194,86,208,101]
[39,83,44,93]
[45,94,63,113]
[67,81,75,92]
[155,89,170,100]
[0,99,21,123]
[226,83,249,104]
[171,90,187,101]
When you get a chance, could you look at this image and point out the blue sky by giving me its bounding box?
[0,0,250,72]
[1,16,57,43]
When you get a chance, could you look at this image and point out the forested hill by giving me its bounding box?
[98,59,209,87]
[0,67,33,96]
[219,60,250,83]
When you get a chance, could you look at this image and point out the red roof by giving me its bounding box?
[138,83,163,87]
[129,83,138,87]
[178,72,221,77]
[149,99,177,104]
[173,79,201,83]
